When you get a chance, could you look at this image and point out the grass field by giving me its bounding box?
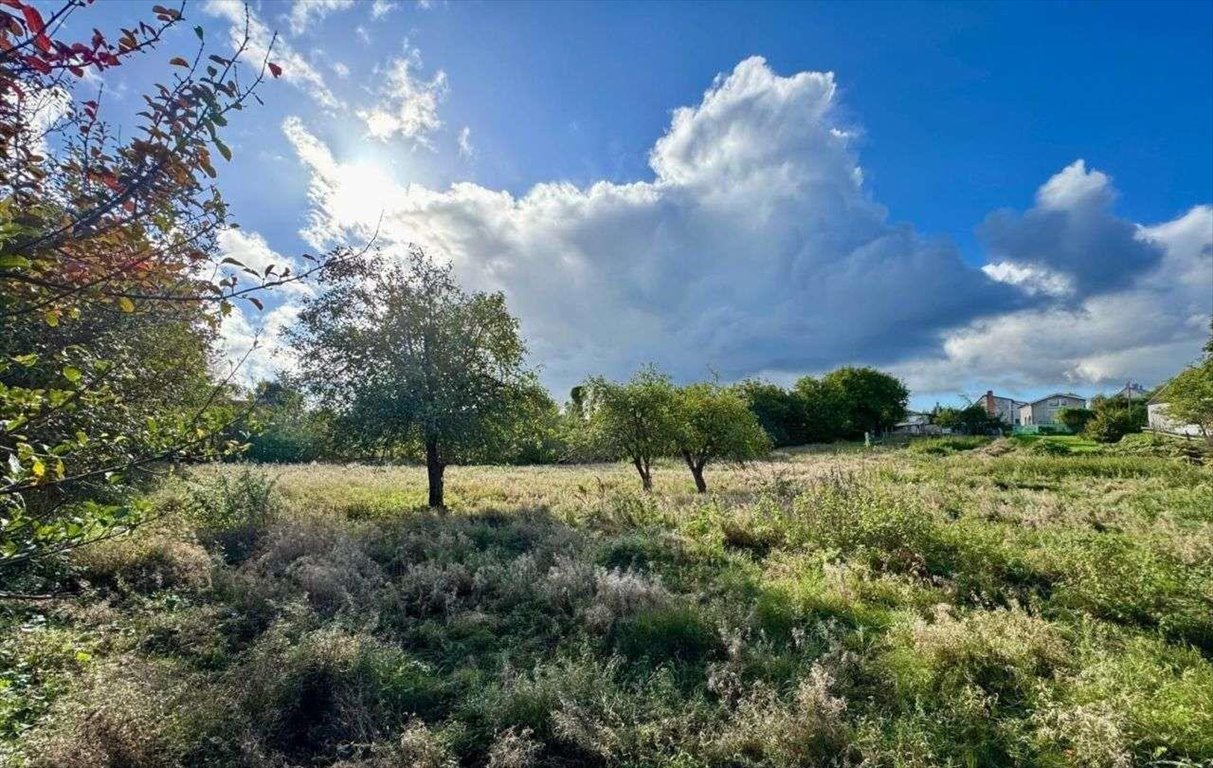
[3,440,1212,767]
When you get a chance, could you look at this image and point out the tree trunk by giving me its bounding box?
[682,450,707,493]
[425,438,445,509]
[633,458,652,492]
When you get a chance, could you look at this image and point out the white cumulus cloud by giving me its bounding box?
[898,204,1212,395]
[216,228,315,297]
[273,56,1210,399]
[284,57,1019,394]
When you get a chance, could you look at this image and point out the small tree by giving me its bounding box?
[583,367,680,491]
[1083,395,1147,443]
[0,1,343,570]
[676,383,770,492]
[933,403,1003,435]
[289,246,531,508]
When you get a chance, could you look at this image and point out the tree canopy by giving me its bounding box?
[288,246,533,507]
[676,382,770,492]
[0,1,330,571]
[933,402,1006,435]
[582,367,681,491]
[818,367,909,437]
[1161,359,1213,443]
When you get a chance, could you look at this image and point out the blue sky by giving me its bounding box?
[69,0,1213,407]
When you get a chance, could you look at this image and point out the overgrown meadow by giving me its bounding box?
[3,438,1212,767]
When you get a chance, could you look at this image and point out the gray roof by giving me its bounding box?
[1025,393,1085,406]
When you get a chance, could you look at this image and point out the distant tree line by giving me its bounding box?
[732,368,909,446]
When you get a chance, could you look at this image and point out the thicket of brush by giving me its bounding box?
[3,446,1211,767]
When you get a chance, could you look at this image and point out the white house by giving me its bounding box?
[1018,393,1086,427]
[1146,391,1204,437]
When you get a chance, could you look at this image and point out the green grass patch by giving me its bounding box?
[4,454,1211,767]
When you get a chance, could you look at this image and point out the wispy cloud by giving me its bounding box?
[357,47,448,146]
[457,125,473,158]
[286,0,354,36]
[203,0,342,110]
[371,0,399,20]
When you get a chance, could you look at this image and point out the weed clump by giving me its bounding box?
[187,467,279,565]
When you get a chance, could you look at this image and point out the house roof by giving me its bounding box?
[983,393,1028,406]
[1026,393,1085,406]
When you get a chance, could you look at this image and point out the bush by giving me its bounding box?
[790,473,941,574]
[186,468,279,564]
[584,567,672,634]
[1083,397,1147,444]
[1028,439,1071,456]
[19,659,240,768]
[75,529,212,595]
[243,627,451,759]
[908,436,989,455]
[705,665,852,766]
[1056,407,1096,434]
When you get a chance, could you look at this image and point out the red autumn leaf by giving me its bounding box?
[20,3,42,34]
[0,0,25,9]
[32,33,50,53]
[267,61,282,79]
[23,53,50,74]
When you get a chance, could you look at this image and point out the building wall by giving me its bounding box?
[1018,403,1033,425]
[991,398,1020,425]
[983,392,1023,425]
[1021,395,1085,425]
[1147,402,1204,437]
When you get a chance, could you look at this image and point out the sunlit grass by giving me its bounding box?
[4,443,1211,767]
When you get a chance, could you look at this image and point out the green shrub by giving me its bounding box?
[1028,439,1071,456]
[875,607,1070,765]
[186,468,279,564]
[907,436,989,455]
[243,627,451,759]
[1084,399,1148,444]
[18,659,241,768]
[704,665,853,766]
[74,526,212,594]
[1029,532,1213,649]
[790,473,942,574]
